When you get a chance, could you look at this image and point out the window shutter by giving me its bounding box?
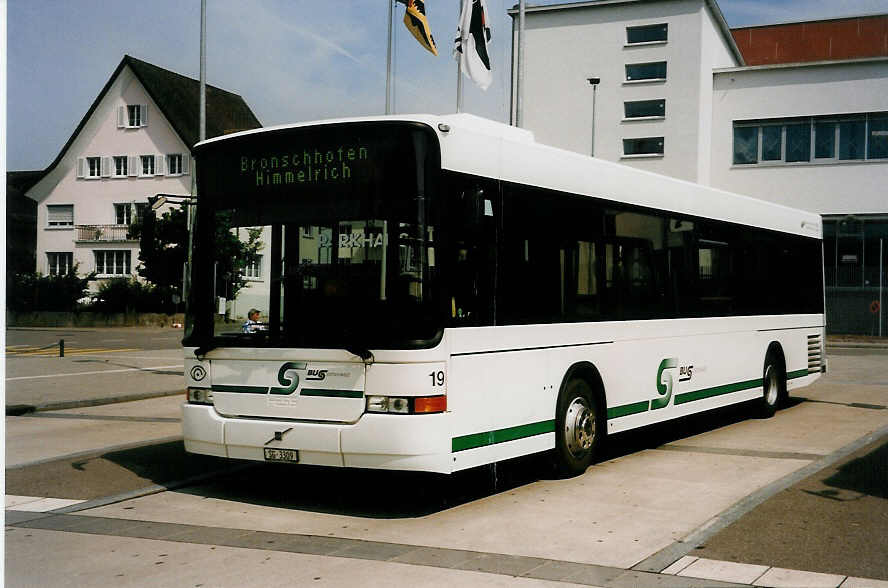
[47,205,74,224]
[77,158,85,178]
[128,156,139,176]
[118,106,126,128]
[155,153,165,175]
[141,104,148,127]
[102,157,112,178]
[182,154,191,175]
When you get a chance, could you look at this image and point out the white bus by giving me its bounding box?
[182,114,825,476]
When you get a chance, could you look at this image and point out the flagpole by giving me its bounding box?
[517,0,525,128]
[456,0,463,112]
[386,0,394,115]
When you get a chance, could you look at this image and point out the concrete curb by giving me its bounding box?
[5,389,183,416]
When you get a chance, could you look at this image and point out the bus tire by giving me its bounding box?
[759,352,786,418]
[554,377,604,476]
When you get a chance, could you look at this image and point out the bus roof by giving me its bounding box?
[196,113,821,239]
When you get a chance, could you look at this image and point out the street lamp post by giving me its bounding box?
[588,77,600,157]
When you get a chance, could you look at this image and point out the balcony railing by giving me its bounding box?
[75,224,137,242]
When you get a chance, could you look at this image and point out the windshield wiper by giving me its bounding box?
[345,344,374,364]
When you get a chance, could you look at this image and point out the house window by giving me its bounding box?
[47,252,73,276]
[128,105,142,127]
[625,61,667,82]
[839,119,866,160]
[118,104,148,128]
[47,204,74,227]
[761,125,782,161]
[623,137,664,156]
[115,203,147,225]
[624,99,665,119]
[785,123,811,162]
[815,122,836,159]
[626,24,667,44]
[869,115,888,159]
[733,126,758,164]
[167,154,183,175]
[94,250,131,276]
[245,255,263,279]
[140,155,155,176]
[87,157,102,178]
[113,156,128,177]
[733,112,888,166]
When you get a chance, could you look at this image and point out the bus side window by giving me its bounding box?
[447,178,497,326]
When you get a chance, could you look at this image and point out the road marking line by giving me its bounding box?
[5,365,184,381]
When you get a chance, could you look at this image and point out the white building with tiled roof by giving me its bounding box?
[26,55,261,291]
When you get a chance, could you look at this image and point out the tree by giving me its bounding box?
[137,205,263,302]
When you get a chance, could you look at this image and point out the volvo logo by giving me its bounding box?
[190,365,208,382]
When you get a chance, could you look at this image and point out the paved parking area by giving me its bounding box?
[5,348,888,587]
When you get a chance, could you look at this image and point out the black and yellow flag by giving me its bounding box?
[399,0,438,56]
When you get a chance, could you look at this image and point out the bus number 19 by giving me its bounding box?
[429,371,445,387]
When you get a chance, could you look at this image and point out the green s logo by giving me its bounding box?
[652,358,678,410]
[270,362,304,395]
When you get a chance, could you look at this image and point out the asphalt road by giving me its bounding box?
[6,326,184,352]
[4,342,888,587]
[5,327,185,411]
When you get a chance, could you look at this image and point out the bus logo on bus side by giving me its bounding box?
[653,358,693,410]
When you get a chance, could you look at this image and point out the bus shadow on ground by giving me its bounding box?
[164,398,783,519]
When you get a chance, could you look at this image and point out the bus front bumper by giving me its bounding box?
[182,404,453,474]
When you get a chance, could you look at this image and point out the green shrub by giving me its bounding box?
[8,271,92,312]
[92,278,174,313]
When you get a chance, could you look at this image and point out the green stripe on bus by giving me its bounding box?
[674,378,761,405]
[211,385,268,394]
[300,388,364,399]
[787,369,809,379]
[452,420,555,453]
[608,401,650,419]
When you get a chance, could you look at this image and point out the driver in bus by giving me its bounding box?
[242,308,261,333]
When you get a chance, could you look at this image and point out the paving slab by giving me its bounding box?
[756,567,845,588]
[676,558,768,584]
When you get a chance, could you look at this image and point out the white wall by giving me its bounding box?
[709,59,888,214]
[517,0,737,182]
[30,65,192,288]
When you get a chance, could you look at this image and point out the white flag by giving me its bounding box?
[454,0,492,91]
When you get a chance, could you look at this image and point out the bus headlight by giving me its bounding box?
[187,387,214,405]
[366,395,446,414]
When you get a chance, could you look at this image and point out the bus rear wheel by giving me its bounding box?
[759,353,786,418]
[554,378,604,476]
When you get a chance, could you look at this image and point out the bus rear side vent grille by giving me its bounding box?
[807,334,822,373]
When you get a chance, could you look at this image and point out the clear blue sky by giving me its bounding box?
[7,0,888,170]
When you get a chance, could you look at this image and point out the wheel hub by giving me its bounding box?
[565,397,596,458]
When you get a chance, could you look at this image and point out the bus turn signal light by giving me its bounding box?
[414,395,447,413]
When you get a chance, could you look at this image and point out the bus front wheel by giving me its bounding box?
[554,378,604,476]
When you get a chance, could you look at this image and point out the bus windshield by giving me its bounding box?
[186,122,445,350]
